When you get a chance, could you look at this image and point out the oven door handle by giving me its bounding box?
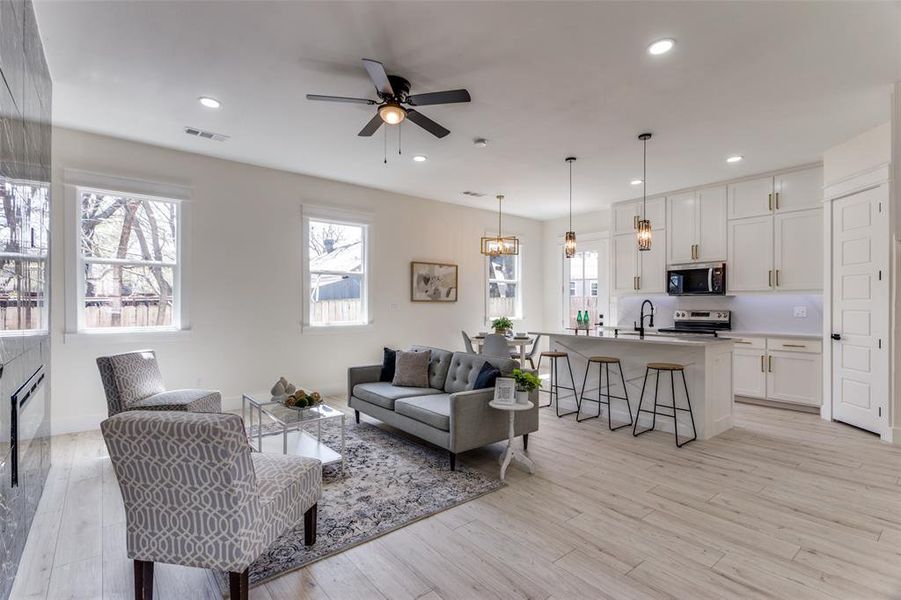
[708,268,714,293]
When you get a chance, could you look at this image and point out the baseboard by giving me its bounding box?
[735,396,820,414]
[52,412,106,434]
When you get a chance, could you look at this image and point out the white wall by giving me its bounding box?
[823,122,891,185]
[50,127,544,433]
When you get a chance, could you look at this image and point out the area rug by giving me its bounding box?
[214,418,503,591]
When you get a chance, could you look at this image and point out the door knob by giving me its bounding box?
[831,333,841,341]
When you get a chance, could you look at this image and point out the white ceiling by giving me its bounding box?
[34,1,901,220]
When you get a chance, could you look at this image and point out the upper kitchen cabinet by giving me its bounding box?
[611,198,665,235]
[728,215,774,292]
[667,186,726,265]
[774,167,823,213]
[727,166,822,220]
[611,230,666,295]
[728,177,773,220]
[774,209,823,290]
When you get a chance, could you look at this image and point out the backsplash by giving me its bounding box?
[615,294,824,335]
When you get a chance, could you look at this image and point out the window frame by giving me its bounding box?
[0,176,50,336]
[64,170,192,340]
[485,246,523,322]
[301,205,372,332]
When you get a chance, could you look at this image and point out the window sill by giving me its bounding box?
[64,328,193,344]
[301,322,373,336]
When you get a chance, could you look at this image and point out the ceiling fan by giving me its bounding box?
[306,58,471,139]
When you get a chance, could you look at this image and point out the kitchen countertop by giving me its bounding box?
[529,330,733,348]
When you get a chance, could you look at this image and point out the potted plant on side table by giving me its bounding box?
[491,316,514,336]
[512,368,541,405]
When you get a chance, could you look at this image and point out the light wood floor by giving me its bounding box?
[11,399,901,599]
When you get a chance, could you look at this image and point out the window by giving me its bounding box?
[0,178,49,332]
[77,189,180,330]
[305,217,368,327]
[487,252,522,320]
[563,238,609,328]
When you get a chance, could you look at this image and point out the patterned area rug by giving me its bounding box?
[215,418,503,591]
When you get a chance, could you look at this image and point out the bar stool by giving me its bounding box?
[632,362,697,447]
[536,351,579,418]
[577,356,633,430]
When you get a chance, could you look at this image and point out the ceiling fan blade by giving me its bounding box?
[306,94,377,105]
[358,113,383,137]
[406,109,450,138]
[406,89,471,106]
[362,58,394,97]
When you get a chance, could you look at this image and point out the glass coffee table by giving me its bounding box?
[242,393,346,476]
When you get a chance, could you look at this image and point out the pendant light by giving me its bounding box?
[564,156,577,258]
[481,194,520,256]
[637,132,653,251]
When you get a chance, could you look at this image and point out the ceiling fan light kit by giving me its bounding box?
[307,58,471,141]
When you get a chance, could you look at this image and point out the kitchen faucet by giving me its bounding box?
[634,299,655,339]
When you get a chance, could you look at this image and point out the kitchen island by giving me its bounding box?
[529,330,734,440]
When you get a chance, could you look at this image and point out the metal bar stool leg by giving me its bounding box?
[556,355,579,418]
[537,354,551,409]
[617,362,634,429]
[632,367,652,437]
[676,369,698,448]
[576,360,596,422]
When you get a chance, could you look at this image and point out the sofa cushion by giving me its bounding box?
[352,382,441,410]
[473,362,501,390]
[393,350,431,387]
[409,345,454,389]
[444,352,519,393]
[108,351,166,408]
[379,347,397,382]
[129,389,222,413]
[395,394,451,431]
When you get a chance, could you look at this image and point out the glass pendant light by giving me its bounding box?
[481,194,520,256]
[564,156,577,258]
[637,133,653,251]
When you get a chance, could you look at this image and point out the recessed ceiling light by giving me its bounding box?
[648,39,675,55]
[631,179,643,186]
[412,155,428,162]
[198,96,221,109]
[726,155,744,163]
[473,138,489,148]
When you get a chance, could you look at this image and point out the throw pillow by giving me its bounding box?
[473,361,501,390]
[380,347,397,382]
[393,349,431,387]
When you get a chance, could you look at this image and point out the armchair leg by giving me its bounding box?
[228,568,249,600]
[523,433,529,451]
[304,503,318,546]
[449,451,456,471]
[354,410,360,424]
[134,560,154,600]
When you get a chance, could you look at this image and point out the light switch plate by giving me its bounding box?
[793,306,807,318]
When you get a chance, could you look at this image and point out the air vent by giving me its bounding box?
[462,191,486,197]
[184,126,229,142]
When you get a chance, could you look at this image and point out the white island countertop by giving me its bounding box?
[528,329,734,348]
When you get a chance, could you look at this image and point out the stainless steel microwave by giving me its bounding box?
[667,263,726,296]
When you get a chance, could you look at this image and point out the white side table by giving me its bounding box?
[489,400,536,481]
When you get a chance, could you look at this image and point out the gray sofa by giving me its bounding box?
[348,346,539,470]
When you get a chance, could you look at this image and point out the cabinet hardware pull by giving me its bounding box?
[768,270,773,287]
[634,215,638,229]
[760,355,765,372]
[633,276,637,290]
[734,340,752,344]
[637,276,641,289]
[775,269,781,287]
[775,192,780,210]
[768,193,773,211]
[783,343,806,348]
[768,355,773,372]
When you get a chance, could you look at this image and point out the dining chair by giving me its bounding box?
[482,333,511,358]
[461,330,476,354]
[512,333,542,369]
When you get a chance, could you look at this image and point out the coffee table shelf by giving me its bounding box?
[242,393,346,476]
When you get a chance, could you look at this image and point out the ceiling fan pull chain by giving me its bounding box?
[384,126,388,164]
[398,121,402,155]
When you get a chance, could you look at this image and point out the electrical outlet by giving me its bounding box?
[793,306,807,318]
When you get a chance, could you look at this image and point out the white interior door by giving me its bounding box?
[831,185,888,434]
[563,239,609,327]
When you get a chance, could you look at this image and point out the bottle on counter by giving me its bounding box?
[576,310,583,328]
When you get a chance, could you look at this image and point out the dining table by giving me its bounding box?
[471,334,535,363]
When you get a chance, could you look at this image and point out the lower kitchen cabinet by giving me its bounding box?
[729,336,822,407]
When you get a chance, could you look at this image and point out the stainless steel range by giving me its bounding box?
[657,309,731,336]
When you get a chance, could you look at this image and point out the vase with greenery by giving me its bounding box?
[512,368,541,404]
[491,316,514,335]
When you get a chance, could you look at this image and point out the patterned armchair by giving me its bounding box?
[97,350,222,416]
[101,411,322,600]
